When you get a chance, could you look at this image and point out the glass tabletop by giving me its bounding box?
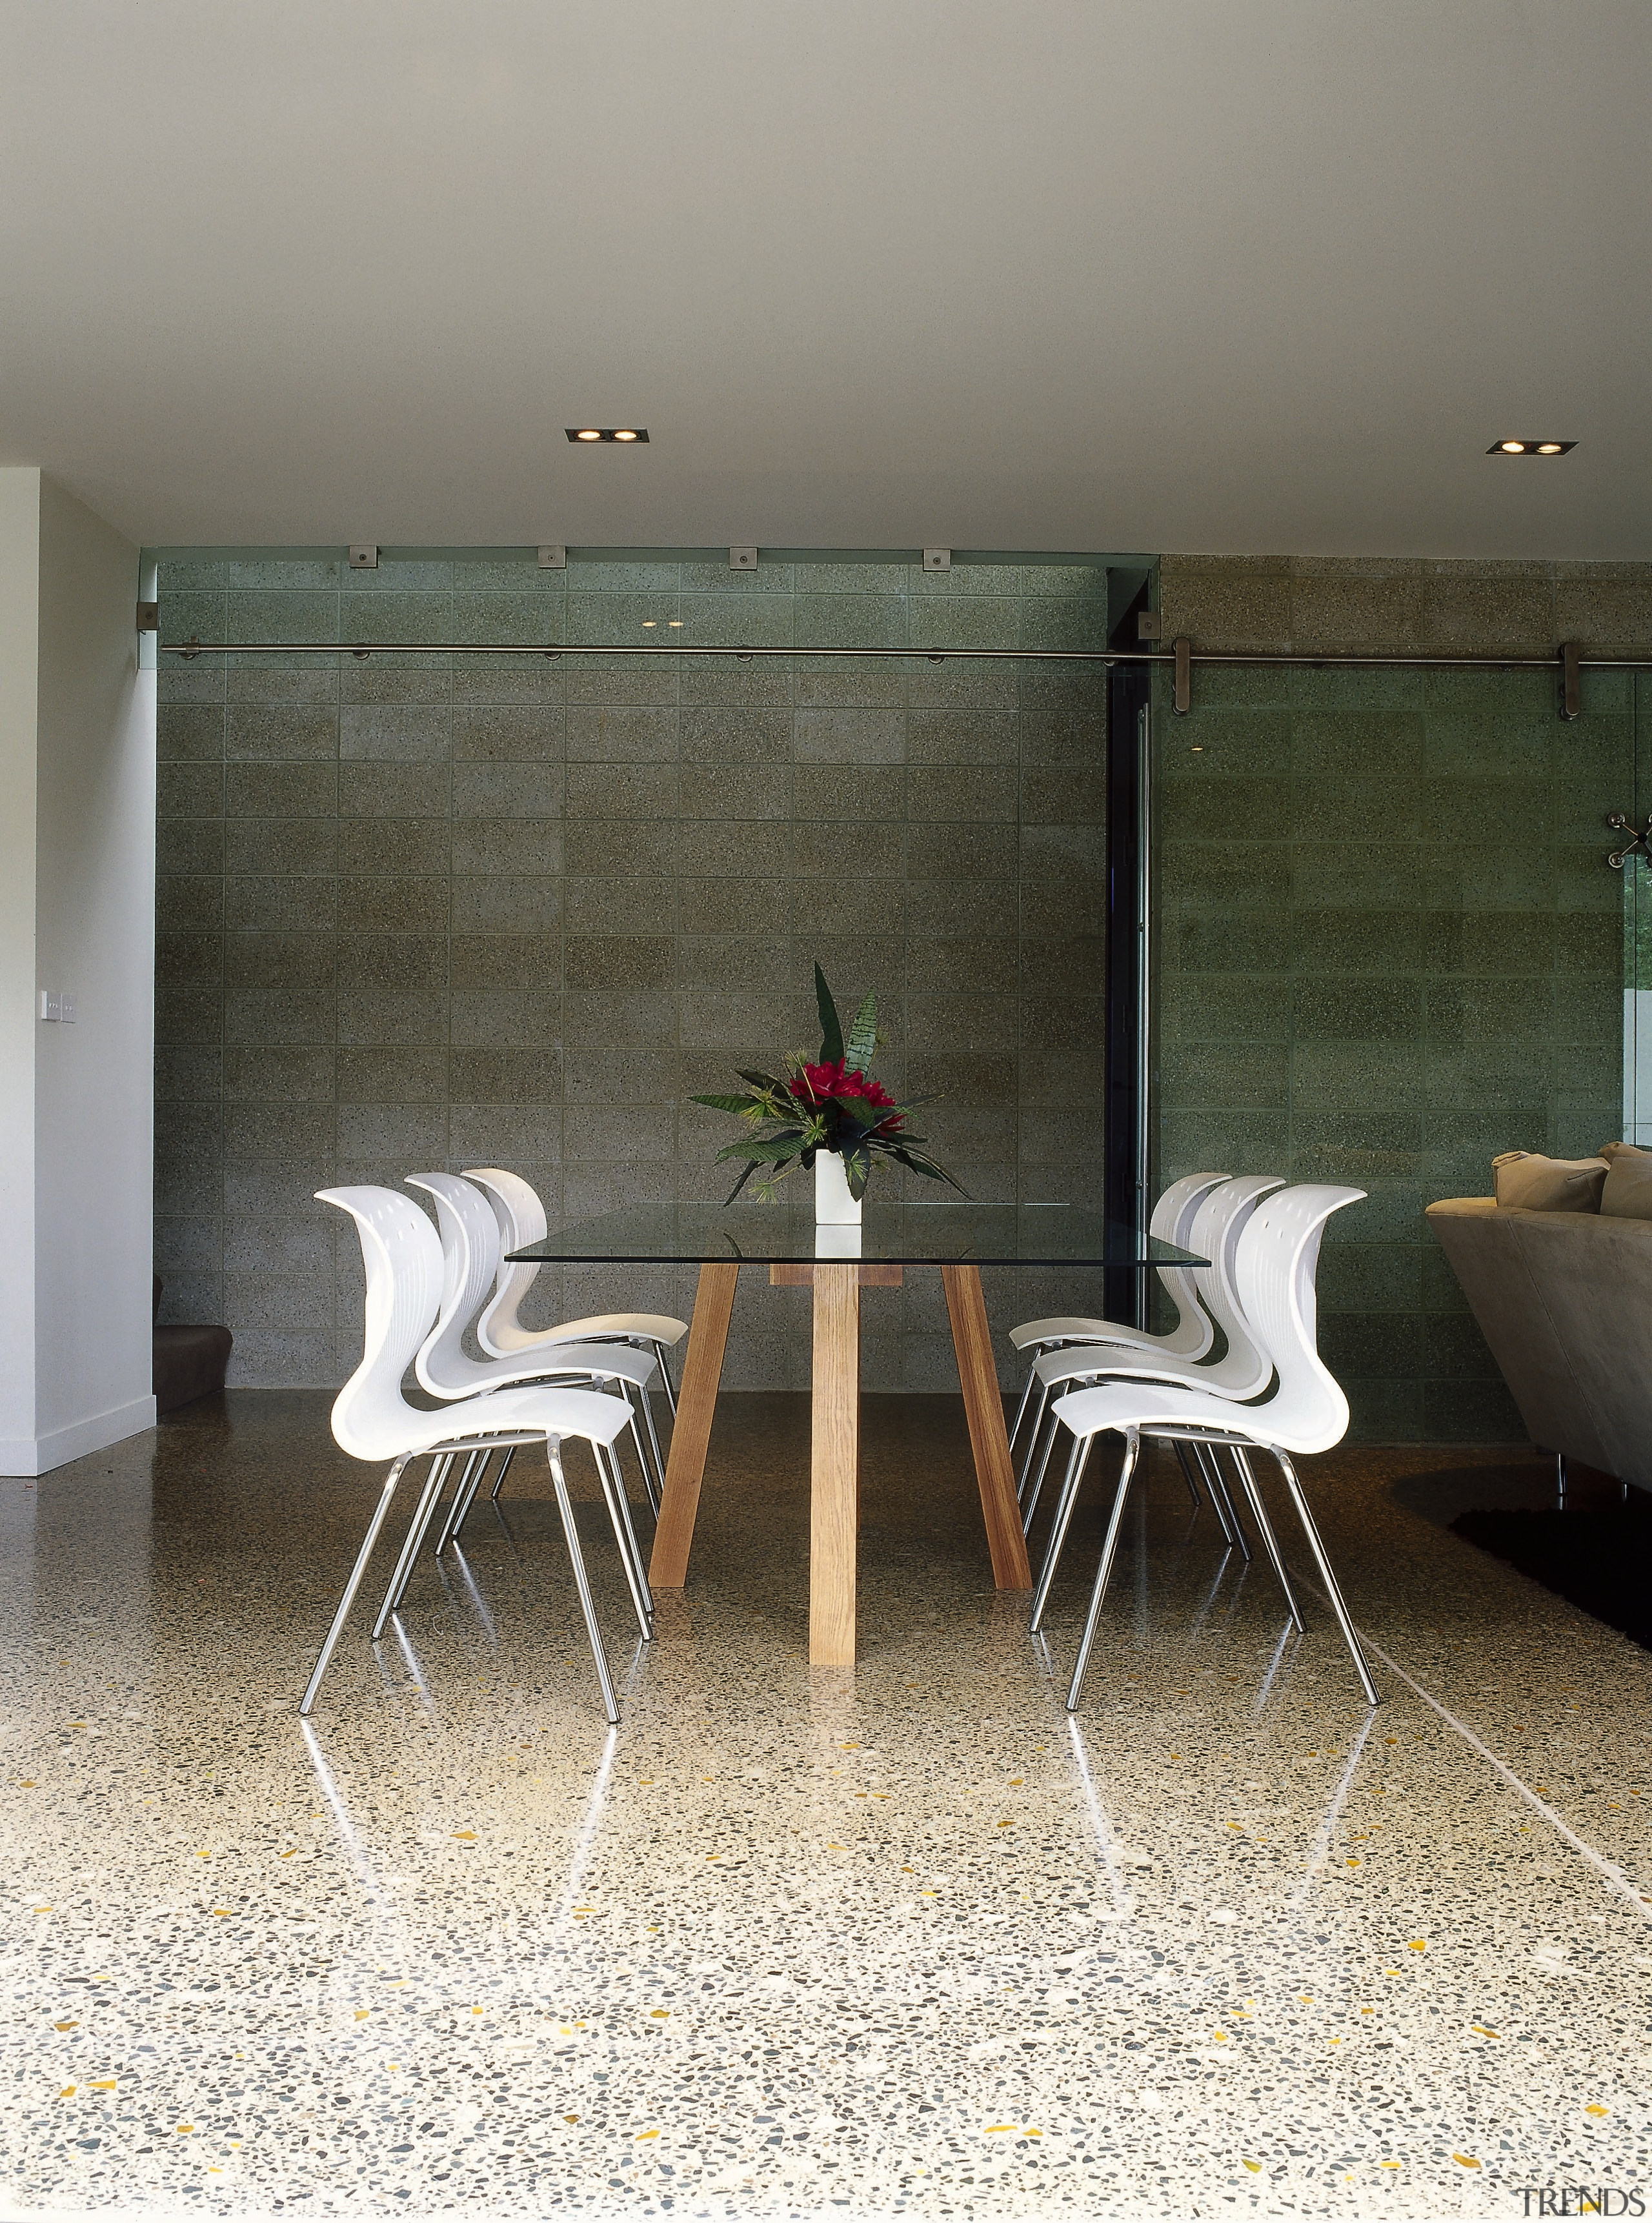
[509,1202,1207,1269]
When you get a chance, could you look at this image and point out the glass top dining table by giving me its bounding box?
[507,1200,1205,1270]
[507,1200,1207,1669]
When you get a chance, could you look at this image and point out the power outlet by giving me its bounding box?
[39,989,74,1023]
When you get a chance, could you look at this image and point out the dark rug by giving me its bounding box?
[1450,1493,1652,1651]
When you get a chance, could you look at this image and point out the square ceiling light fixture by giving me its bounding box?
[567,427,649,443]
[1487,439,1575,454]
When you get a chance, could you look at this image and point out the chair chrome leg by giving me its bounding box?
[435,1449,487,1554]
[1065,1430,1142,1711]
[601,1438,654,1638]
[299,1456,409,1716]
[372,1455,452,1638]
[1212,1449,1254,1560]
[1017,1381,1051,1495]
[630,1381,665,1517]
[1021,1414,1060,1534]
[489,1445,517,1503]
[548,1442,620,1725]
[1031,1433,1096,1633]
[1229,1446,1304,1632]
[1556,1451,1567,1504]
[1173,1439,1205,1513]
[1200,1443,1251,1560]
[1271,1449,1378,1707]
[1009,1366,1038,1448]
[446,1448,494,1547]
[651,1340,678,1419]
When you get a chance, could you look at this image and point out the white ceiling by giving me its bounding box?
[1,0,1646,558]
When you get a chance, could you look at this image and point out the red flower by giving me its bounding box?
[792,1061,903,1129]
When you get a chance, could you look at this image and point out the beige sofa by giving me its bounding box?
[1426,1197,1652,1490]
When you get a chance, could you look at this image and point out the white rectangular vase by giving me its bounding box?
[815,1151,862,1225]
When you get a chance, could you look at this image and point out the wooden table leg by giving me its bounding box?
[942,1263,1033,1590]
[649,1262,739,1588]
[809,1261,860,1665]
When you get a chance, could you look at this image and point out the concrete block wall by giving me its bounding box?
[153,552,1111,1389]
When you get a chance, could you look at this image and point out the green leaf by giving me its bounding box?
[689,1092,762,1114]
[845,991,878,1072]
[887,1145,969,1195]
[830,1092,887,1131]
[723,1159,760,1205]
[714,1136,805,1166]
[736,1068,790,1096]
[842,1145,872,1198]
[814,961,844,1065]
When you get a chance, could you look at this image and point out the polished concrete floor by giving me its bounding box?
[1,1392,1649,2221]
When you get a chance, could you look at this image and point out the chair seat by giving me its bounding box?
[1010,1315,1185,1360]
[1031,1341,1273,1402]
[422,1338,659,1402]
[525,1313,687,1348]
[1052,1376,1285,1445]
[341,1381,638,1465]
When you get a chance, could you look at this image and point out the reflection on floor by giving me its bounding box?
[1,1392,1648,2220]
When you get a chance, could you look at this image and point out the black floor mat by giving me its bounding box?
[1450,1494,1652,1651]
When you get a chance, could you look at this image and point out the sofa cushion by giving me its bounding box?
[1491,1151,1607,1212]
[1602,1151,1652,1220]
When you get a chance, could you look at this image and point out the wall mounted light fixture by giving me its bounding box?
[1487,439,1575,455]
[566,428,649,443]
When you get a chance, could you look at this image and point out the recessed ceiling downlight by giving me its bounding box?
[1488,439,1576,455]
[567,427,650,443]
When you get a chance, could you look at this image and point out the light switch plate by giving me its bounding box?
[39,989,59,1021]
[729,547,758,570]
[348,545,379,570]
[923,548,951,572]
[61,993,76,1023]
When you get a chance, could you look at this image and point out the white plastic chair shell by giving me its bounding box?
[305,1186,650,1725]
[1008,1170,1229,1367]
[463,1166,687,1367]
[1034,1184,1376,1713]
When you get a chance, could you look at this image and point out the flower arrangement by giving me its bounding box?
[690,964,967,1205]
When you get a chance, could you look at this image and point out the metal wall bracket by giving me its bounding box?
[348,545,379,570]
[1172,635,1192,714]
[1606,814,1652,870]
[729,547,757,570]
[136,601,158,633]
[1136,610,1162,641]
[537,545,567,569]
[923,548,951,572]
[1560,639,1582,721]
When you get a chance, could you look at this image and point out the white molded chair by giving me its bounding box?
[1007,1171,1229,1465]
[1032,1183,1377,1713]
[303,1186,650,1725]
[407,1172,667,1555]
[1020,1174,1287,1545]
[464,1167,688,1414]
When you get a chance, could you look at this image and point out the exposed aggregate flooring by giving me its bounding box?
[0,1391,1648,2220]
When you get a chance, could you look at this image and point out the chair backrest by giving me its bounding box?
[1233,1183,1365,1451]
[1187,1172,1287,1397]
[405,1172,503,1396]
[463,1167,548,1355]
[1151,1171,1229,1358]
[318,1186,445,1462]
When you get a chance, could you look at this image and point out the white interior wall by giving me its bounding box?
[0,474,42,1463]
[0,468,156,1475]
